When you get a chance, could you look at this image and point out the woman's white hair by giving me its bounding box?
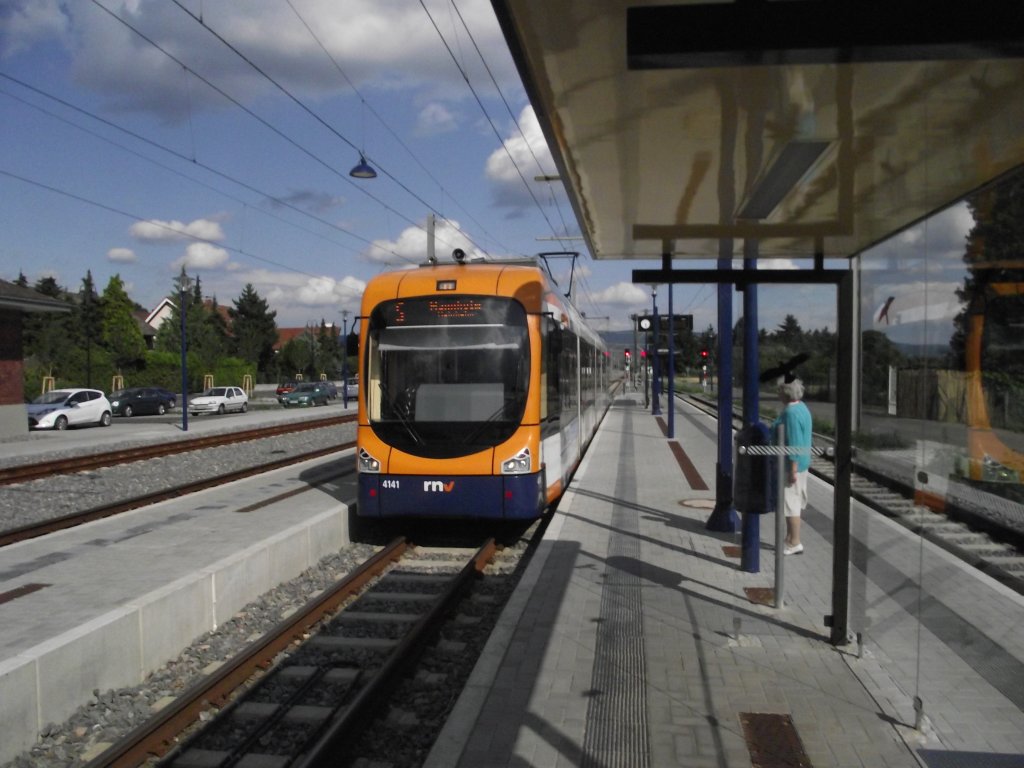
[778,377,805,401]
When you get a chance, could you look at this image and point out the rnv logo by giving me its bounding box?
[423,480,456,492]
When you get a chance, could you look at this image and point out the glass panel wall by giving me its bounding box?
[855,171,1024,752]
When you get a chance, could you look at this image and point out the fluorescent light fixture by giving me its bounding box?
[738,140,830,220]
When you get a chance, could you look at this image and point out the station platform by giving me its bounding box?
[0,452,354,765]
[426,391,1024,768]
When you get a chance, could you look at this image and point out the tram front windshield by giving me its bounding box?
[366,296,530,457]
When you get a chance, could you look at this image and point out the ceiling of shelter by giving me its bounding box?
[491,0,1024,263]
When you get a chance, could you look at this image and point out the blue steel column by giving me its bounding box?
[651,289,661,416]
[706,257,737,531]
[667,281,675,438]
[740,255,760,571]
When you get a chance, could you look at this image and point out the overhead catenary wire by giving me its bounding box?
[87,0,465,261]
[165,0,490,260]
[418,0,567,250]
[0,74,412,265]
[0,167,333,280]
[283,0,512,257]
[445,0,577,250]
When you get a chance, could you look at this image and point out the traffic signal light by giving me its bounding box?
[699,348,709,360]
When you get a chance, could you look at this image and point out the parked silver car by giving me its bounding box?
[27,388,113,430]
[188,386,249,416]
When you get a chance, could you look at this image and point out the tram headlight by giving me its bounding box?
[358,448,381,473]
[501,447,531,475]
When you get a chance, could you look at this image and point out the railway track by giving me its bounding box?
[0,415,356,486]
[0,440,356,547]
[678,391,1024,593]
[84,535,529,768]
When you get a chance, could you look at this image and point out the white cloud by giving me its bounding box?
[107,247,136,263]
[131,218,225,243]
[590,281,650,306]
[0,0,69,57]
[365,218,483,265]
[9,0,517,121]
[757,258,800,270]
[485,105,555,208]
[174,241,230,270]
[203,268,366,325]
[416,102,457,135]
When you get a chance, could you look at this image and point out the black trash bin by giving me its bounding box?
[734,422,772,514]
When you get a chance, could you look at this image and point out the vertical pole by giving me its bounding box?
[775,423,786,608]
[667,270,675,437]
[631,315,638,391]
[179,279,189,433]
[651,290,661,416]
[740,253,760,572]
[831,271,854,644]
[342,313,349,409]
[706,257,737,532]
[643,324,650,408]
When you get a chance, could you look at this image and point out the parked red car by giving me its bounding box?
[276,380,298,401]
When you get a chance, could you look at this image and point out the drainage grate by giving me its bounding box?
[918,749,1024,767]
[740,712,813,767]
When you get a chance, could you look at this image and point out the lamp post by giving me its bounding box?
[176,267,192,432]
[341,309,350,409]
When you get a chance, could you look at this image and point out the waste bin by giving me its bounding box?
[734,422,772,513]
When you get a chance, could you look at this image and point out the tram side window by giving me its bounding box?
[579,339,595,408]
[544,316,562,421]
[561,330,578,415]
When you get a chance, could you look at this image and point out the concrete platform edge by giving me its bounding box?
[0,503,351,764]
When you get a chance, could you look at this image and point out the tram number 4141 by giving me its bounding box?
[382,480,401,489]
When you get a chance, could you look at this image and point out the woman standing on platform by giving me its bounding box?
[773,375,812,555]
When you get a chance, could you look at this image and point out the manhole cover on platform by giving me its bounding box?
[739,712,813,767]
[680,498,715,509]
[745,587,775,606]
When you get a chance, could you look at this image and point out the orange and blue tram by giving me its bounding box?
[355,256,611,519]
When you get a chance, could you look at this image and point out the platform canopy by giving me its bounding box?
[491,0,1024,262]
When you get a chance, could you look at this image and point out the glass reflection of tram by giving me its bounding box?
[960,277,1024,486]
[356,256,610,520]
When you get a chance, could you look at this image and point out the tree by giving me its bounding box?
[79,271,103,388]
[315,319,340,376]
[23,276,76,382]
[775,314,803,347]
[194,295,229,374]
[100,274,147,375]
[280,336,313,377]
[228,283,278,376]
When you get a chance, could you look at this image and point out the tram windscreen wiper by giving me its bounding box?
[381,388,423,445]
[461,400,513,445]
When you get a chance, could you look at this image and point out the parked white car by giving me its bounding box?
[27,388,113,430]
[188,386,249,416]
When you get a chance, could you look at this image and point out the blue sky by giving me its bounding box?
[0,0,971,339]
